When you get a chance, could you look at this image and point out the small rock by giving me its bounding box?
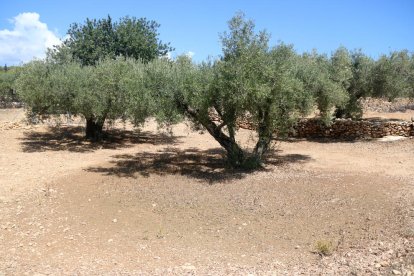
[112,219,117,223]
[181,264,196,270]
[295,245,300,249]
[392,270,401,275]
[107,239,113,243]
[380,261,390,267]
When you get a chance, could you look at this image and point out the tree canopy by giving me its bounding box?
[0,66,21,103]
[140,13,317,168]
[372,50,414,101]
[15,13,414,168]
[18,15,174,140]
[49,15,173,65]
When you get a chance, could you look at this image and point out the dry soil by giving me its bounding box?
[0,108,414,275]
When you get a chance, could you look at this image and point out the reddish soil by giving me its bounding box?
[0,108,413,275]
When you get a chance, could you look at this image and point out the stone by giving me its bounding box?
[380,261,389,267]
[181,264,196,270]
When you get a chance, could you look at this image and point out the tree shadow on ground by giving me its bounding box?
[20,126,181,153]
[86,147,312,184]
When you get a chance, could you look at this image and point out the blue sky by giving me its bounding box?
[1,0,413,65]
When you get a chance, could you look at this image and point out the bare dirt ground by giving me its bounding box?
[1,108,414,275]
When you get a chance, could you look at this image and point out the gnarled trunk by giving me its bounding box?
[200,115,245,168]
[221,133,245,168]
[180,102,246,168]
[250,136,271,167]
[250,104,273,167]
[85,118,105,141]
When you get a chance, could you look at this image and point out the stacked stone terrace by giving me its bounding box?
[292,118,413,139]
[209,110,414,139]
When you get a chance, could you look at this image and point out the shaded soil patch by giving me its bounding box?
[20,126,181,153]
[87,147,312,183]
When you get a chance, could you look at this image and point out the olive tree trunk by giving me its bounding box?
[249,106,273,167]
[180,103,246,168]
[85,117,105,141]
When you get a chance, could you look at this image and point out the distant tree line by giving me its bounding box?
[0,65,21,103]
[14,13,414,168]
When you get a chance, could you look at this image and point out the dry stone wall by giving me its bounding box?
[291,118,414,139]
[209,111,414,139]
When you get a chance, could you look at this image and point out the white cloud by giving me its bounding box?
[186,51,195,59]
[163,52,173,60]
[0,12,62,65]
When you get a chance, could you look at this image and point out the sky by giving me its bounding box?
[0,0,413,65]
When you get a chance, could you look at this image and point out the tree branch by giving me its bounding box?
[216,121,227,130]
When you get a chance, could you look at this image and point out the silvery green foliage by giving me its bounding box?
[215,14,314,137]
[0,66,20,102]
[372,50,413,101]
[15,13,414,165]
[141,13,317,167]
[338,50,375,119]
[299,51,349,124]
[330,47,353,91]
[16,58,148,135]
[77,58,133,122]
[15,60,57,115]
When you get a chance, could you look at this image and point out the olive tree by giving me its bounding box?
[49,16,173,65]
[142,14,314,168]
[19,15,173,140]
[299,51,349,124]
[302,47,374,120]
[410,53,414,98]
[333,50,375,118]
[15,61,57,115]
[372,50,413,100]
[0,67,21,103]
[16,58,153,140]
